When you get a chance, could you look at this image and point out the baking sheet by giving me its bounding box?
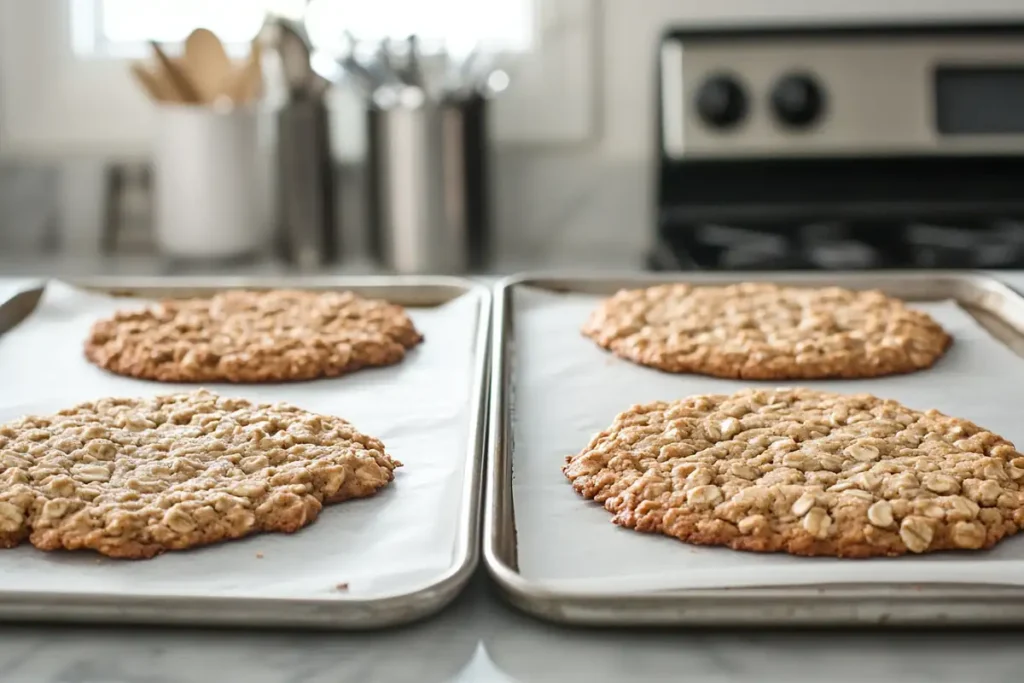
[512,285,1024,593]
[0,281,479,599]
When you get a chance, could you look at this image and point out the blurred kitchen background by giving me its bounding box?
[2,0,1024,275]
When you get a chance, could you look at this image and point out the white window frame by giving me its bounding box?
[0,0,596,159]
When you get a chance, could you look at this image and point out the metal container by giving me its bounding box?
[367,89,490,274]
[275,100,338,269]
[487,271,1024,626]
[0,276,489,630]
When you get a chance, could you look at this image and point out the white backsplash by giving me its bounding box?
[4,0,1024,263]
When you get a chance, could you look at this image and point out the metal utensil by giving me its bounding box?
[328,32,373,96]
[460,48,497,99]
[371,38,402,87]
[457,43,481,86]
[338,53,376,95]
[400,35,423,88]
[276,21,314,100]
[0,287,44,337]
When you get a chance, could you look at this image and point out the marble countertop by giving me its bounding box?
[3,574,1024,683]
[3,270,1024,683]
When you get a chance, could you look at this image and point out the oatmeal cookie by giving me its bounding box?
[85,289,423,383]
[0,390,400,559]
[563,388,1024,557]
[582,283,950,379]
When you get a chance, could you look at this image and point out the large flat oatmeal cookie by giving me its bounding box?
[0,390,399,558]
[582,283,951,379]
[563,388,1024,557]
[85,289,424,383]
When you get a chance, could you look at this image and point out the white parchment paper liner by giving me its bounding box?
[0,281,480,599]
[512,285,1024,593]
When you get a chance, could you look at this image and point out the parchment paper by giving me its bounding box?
[0,281,480,599]
[512,285,1024,593]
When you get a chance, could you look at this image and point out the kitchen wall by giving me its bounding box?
[0,163,58,251]
[4,0,1024,266]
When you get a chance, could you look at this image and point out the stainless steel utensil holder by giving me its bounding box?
[367,92,490,274]
[276,99,337,269]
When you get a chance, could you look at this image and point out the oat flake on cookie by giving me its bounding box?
[582,283,951,379]
[563,388,1024,557]
[85,289,423,383]
[0,390,399,559]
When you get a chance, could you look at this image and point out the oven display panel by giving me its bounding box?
[935,66,1024,135]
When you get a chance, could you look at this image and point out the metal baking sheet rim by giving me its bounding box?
[484,269,1024,626]
[0,275,490,630]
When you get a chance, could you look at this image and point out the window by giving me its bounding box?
[303,0,533,53]
[0,0,592,155]
[71,0,533,58]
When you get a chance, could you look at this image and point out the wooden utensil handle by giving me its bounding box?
[130,62,167,102]
[149,40,201,104]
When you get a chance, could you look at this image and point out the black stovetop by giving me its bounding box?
[649,219,1024,271]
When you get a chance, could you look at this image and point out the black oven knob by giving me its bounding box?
[695,74,747,129]
[771,72,825,128]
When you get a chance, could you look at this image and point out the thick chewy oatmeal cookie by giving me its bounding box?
[85,289,423,383]
[582,283,951,379]
[0,390,399,559]
[563,388,1024,557]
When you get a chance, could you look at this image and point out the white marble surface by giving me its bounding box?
[3,574,1024,683]
[3,270,1024,683]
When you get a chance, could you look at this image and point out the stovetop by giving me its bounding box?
[649,219,1024,271]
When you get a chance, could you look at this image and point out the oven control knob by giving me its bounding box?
[694,74,747,130]
[771,72,825,128]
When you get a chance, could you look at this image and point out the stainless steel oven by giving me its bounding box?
[654,22,1024,270]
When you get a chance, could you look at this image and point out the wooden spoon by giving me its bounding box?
[148,40,201,103]
[219,39,263,106]
[184,28,232,103]
[130,62,175,102]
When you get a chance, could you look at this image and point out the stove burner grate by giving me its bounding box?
[651,219,1024,271]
